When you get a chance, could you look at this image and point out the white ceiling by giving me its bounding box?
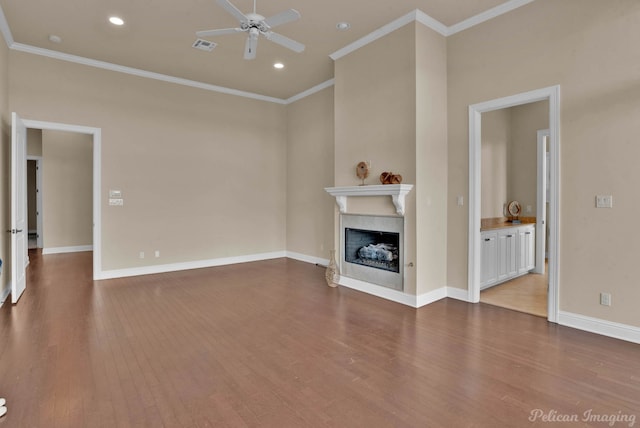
[0,0,531,101]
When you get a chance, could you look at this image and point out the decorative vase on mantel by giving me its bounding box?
[325,250,340,287]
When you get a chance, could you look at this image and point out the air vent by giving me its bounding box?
[192,39,217,52]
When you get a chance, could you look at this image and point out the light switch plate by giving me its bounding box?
[109,198,124,206]
[109,189,122,198]
[595,195,613,208]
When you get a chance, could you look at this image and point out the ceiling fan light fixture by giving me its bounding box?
[109,16,125,26]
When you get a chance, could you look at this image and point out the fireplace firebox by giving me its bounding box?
[345,228,400,273]
[340,214,404,290]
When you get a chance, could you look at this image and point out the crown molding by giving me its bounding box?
[447,0,535,36]
[0,4,14,46]
[9,42,287,105]
[414,10,449,36]
[0,1,534,104]
[286,78,334,104]
[330,10,422,61]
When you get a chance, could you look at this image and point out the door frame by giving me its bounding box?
[535,129,549,274]
[22,119,102,280]
[26,156,44,249]
[468,85,560,323]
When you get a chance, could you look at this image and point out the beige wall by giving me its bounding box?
[27,128,42,156]
[508,100,548,215]
[9,51,287,271]
[481,108,510,218]
[447,0,640,326]
[0,30,9,299]
[481,101,548,218]
[286,87,335,259]
[41,130,93,249]
[415,23,448,295]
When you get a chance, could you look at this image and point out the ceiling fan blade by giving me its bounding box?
[216,0,248,23]
[263,9,301,29]
[244,34,258,60]
[196,27,244,37]
[264,31,305,53]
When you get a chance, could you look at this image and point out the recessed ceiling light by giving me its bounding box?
[273,62,284,69]
[109,16,125,26]
[336,22,351,31]
[48,34,62,44]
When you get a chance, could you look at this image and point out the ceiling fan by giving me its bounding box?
[197,0,305,60]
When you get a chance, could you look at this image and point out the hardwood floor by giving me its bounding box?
[1,251,639,427]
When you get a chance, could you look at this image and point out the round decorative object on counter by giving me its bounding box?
[508,200,521,217]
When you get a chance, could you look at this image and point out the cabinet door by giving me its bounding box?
[498,229,517,280]
[480,232,498,288]
[517,228,527,274]
[518,226,536,274]
[525,226,536,271]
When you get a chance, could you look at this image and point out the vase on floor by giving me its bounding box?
[325,250,340,287]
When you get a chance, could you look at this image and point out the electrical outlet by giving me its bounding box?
[457,196,464,206]
[600,292,611,306]
[139,251,145,259]
[109,198,124,206]
[155,250,160,258]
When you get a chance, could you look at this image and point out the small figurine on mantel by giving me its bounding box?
[379,171,402,185]
[356,161,370,185]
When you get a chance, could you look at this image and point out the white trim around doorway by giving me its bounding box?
[22,119,102,280]
[468,85,560,323]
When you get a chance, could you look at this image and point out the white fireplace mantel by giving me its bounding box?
[325,184,414,215]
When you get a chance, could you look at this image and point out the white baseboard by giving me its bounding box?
[43,245,93,255]
[96,251,287,280]
[338,276,419,307]
[286,251,329,266]
[558,311,640,344]
[446,286,472,302]
[416,287,448,307]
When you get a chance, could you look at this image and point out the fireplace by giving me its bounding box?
[340,214,404,290]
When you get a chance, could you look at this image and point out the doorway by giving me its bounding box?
[468,86,560,323]
[11,117,102,302]
[476,101,549,317]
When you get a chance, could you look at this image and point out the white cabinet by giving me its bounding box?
[497,229,518,281]
[518,225,536,275]
[480,231,498,288]
[481,224,535,289]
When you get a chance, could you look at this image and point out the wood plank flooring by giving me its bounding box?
[1,250,639,427]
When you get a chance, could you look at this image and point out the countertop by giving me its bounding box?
[481,217,536,231]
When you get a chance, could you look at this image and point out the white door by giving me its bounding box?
[11,112,28,303]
